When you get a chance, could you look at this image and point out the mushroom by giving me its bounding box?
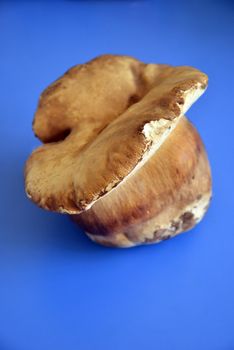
[25,54,212,247]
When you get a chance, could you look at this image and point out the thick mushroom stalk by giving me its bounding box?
[25,55,211,247]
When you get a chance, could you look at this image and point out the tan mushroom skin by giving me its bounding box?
[25,54,212,247]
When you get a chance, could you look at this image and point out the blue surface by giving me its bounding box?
[1,1,234,349]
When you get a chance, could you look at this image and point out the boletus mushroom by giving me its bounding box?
[25,55,212,247]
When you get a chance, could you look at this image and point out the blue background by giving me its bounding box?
[0,1,234,349]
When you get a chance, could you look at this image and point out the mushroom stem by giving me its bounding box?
[72,117,211,247]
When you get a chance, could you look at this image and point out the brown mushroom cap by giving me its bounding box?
[25,55,208,214]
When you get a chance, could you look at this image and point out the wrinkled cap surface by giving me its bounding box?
[25,55,208,214]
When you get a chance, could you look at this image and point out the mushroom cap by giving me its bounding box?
[25,55,208,214]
